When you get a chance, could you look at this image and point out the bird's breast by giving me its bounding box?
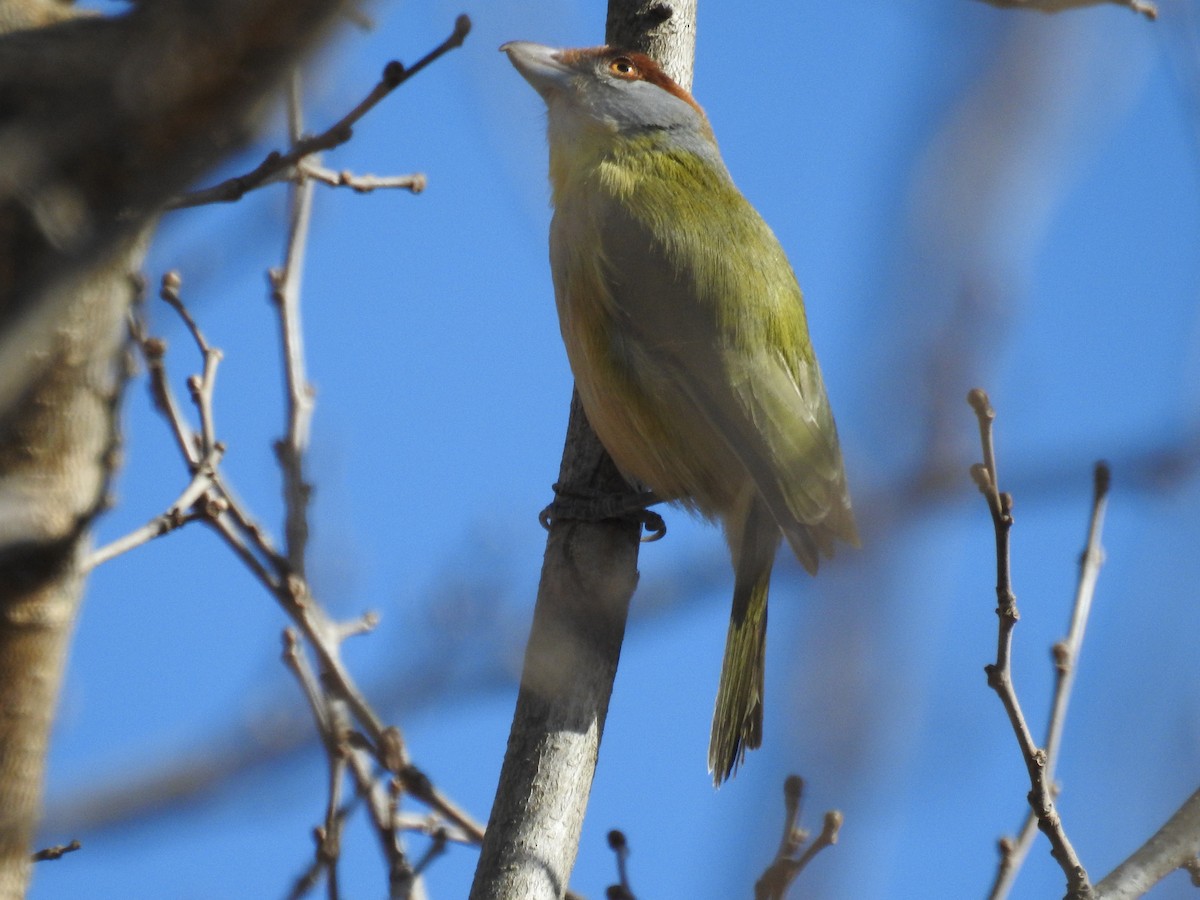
[548,172,746,514]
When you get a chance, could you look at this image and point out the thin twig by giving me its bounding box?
[989,462,1111,898]
[976,0,1156,20]
[261,77,487,860]
[755,775,843,899]
[604,830,636,900]
[167,15,471,210]
[274,74,413,896]
[30,840,81,862]
[969,388,1093,900]
[90,274,235,571]
[274,69,317,577]
[84,453,218,570]
[411,827,449,877]
[129,293,199,467]
[136,279,485,848]
[282,629,353,900]
[299,161,427,194]
[159,271,223,459]
[97,22,485,890]
[394,814,476,845]
[384,776,419,899]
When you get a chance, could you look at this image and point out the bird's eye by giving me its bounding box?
[608,57,637,77]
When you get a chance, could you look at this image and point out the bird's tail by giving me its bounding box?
[709,499,779,785]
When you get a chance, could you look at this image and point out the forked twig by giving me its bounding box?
[755,775,843,899]
[95,19,482,896]
[988,462,1110,898]
[968,388,1093,899]
[168,15,470,210]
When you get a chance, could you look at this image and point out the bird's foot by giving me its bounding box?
[538,483,667,542]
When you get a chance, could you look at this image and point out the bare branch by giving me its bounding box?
[281,630,354,899]
[84,463,213,571]
[273,71,318,577]
[755,776,842,900]
[604,830,636,900]
[30,840,81,863]
[168,16,471,210]
[1095,788,1200,900]
[988,462,1110,898]
[300,162,427,194]
[975,0,1156,19]
[969,389,1094,899]
[161,284,222,460]
[96,23,483,891]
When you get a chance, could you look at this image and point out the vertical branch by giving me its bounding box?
[755,776,843,900]
[968,389,1094,900]
[1047,463,1109,767]
[60,17,474,897]
[468,397,642,900]
[273,69,317,576]
[988,462,1110,898]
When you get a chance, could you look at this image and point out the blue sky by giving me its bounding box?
[32,1,1200,898]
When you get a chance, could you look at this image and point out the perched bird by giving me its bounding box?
[502,41,858,783]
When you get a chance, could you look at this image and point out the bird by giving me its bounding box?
[502,40,858,784]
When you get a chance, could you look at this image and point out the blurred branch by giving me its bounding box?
[0,0,350,418]
[895,16,1154,497]
[969,388,1092,898]
[30,839,81,863]
[167,15,471,210]
[83,18,482,892]
[976,0,1156,19]
[43,421,1200,838]
[604,830,636,900]
[755,776,842,900]
[1095,788,1200,899]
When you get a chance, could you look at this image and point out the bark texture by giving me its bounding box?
[469,395,641,900]
[0,240,139,899]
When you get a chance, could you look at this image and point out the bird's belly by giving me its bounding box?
[565,326,744,516]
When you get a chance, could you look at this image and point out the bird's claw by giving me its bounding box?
[638,509,666,542]
[539,482,666,542]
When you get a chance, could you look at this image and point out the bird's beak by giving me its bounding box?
[500,41,573,98]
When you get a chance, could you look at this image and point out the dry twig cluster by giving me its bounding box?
[88,18,480,898]
[969,388,1200,899]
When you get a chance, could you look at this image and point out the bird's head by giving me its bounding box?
[501,41,711,146]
